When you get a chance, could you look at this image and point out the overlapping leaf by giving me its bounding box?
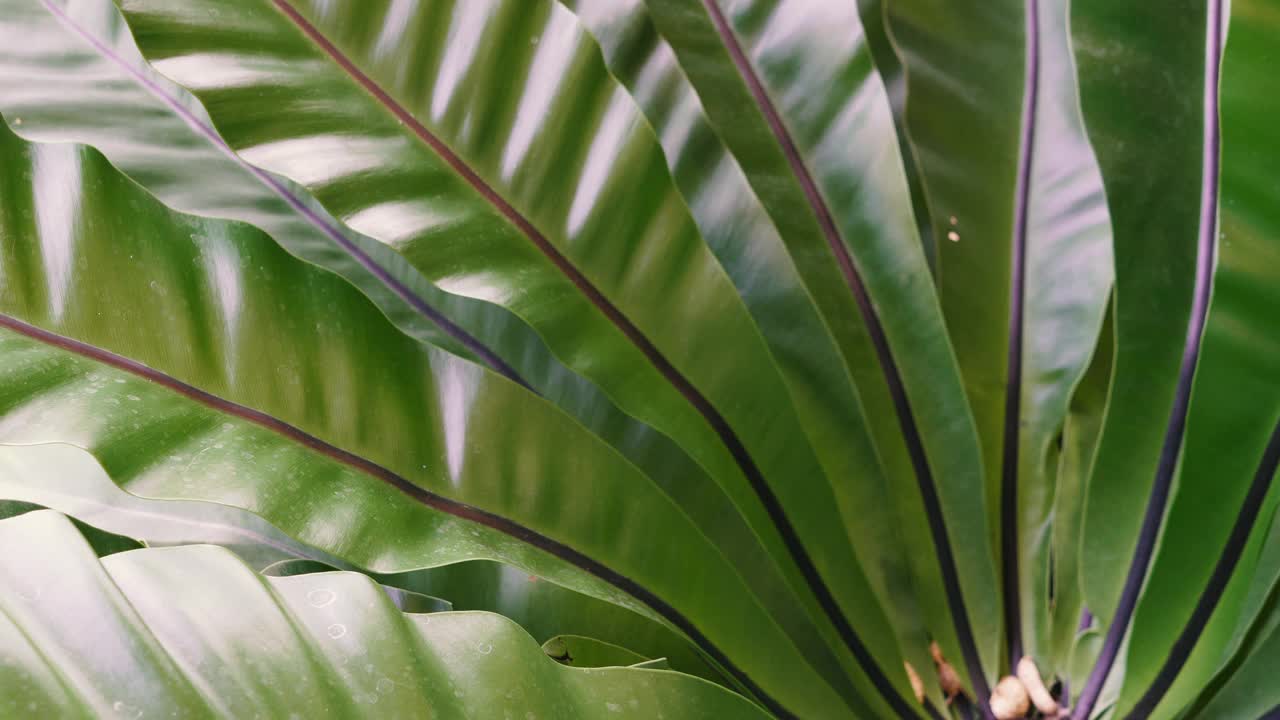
[0,510,769,719]
[0,117,850,717]
[885,0,1113,680]
[112,0,922,714]
[0,3,766,644]
[635,0,999,698]
[1085,0,1280,716]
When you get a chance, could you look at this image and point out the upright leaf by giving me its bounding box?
[638,0,998,698]
[1108,0,1280,715]
[885,0,1113,677]
[559,0,937,702]
[1072,0,1223,715]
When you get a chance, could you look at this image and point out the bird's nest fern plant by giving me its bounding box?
[0,0,1275,718]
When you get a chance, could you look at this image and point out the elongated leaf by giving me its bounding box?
[114,0,913,714]
[852,0,936,274]
[0,2,762,632]
[1016,0,1114,672]
[636,0,997,699]
[1072,0,1214,624]
[882,1,1022,572]
[558,0,937,704]
[0,118,850,717]
[5,4,912,709]
[0,510,770,719]
[1107,0,1280,715]
[884,0,1113,677]
[1070,1,1248,716]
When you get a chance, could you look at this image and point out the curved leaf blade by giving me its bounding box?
[0,510,771,719]
[637,0,999,699]
[0,441,727,687]
[0,442,333,569]
[559,0,939,705]
[883,0,1113,678]
[0,119,845,717]
[0,2,767,606]
[1071,1,1224,714]
[1108,0,1280,715]
[113,0,909,713]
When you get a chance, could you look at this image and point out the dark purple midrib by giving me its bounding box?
[1001,0,1042,667]
[0,311,789,720]
[696,0,987,716]
[1123,418,1280,719]
[1073,0,1224,716]
[39,0,531,393]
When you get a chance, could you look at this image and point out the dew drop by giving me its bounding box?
[326,623,347,639]
[476,642,493,655]
[307,588,336,607]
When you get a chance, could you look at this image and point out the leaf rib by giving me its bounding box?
[267,1,897,715]
[1123,417,1280,718]
[1000,0,1042,667]
[693,0,989,712]
[1073,0,1224,715]
[0,310,791,719]
[37,0,532,393]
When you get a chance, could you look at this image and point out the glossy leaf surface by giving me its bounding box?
[113,0,917,714]
[1112,0,1280,715]
[0,442,331,569]
[0,440,724,685]
[560,0,937,702]
[1072,0,1211,626]
[0,510,769,719]
[0,2,759,628]
[885,0,1113,673]
[0,118,846,717]
[637,0,998,695]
